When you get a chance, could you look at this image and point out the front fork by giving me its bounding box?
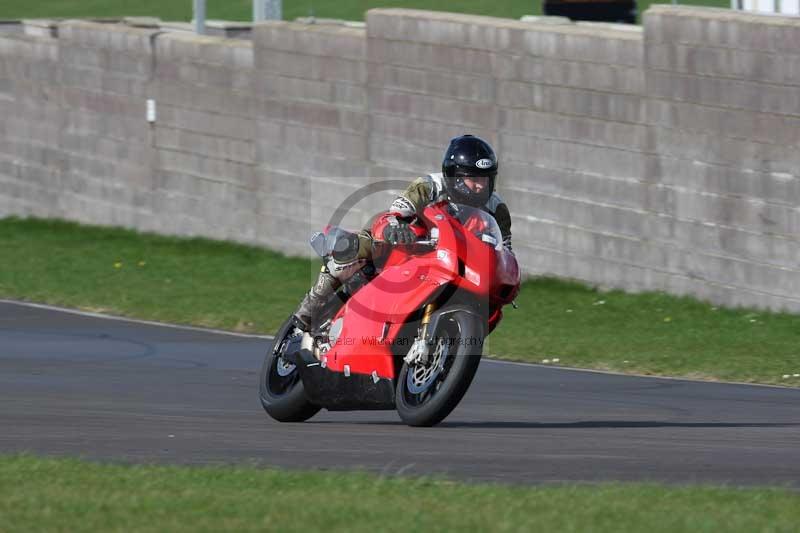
[403,302,438,365]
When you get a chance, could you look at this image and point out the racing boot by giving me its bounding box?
[292,268,341,333]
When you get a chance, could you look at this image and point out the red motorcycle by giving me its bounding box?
[259,201,520,427]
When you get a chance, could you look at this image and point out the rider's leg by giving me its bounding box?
[293,230,373,331]
[293,266,341,331]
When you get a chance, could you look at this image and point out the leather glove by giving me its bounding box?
[382,218,416,245]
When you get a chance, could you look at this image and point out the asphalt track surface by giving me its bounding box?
[2,300,800,487]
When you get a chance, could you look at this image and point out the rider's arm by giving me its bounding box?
[371,178,433,243]
[389,177,436,220]
[494,202,513,251]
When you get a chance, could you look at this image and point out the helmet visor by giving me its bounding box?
[460,175,491,194]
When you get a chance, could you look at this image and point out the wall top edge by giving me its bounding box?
[158,30,254,47]
[0,32,58,44]
[366,8,644,40]
[253,20,366,36]
[54,19,254,45]
[58,19,160,36]
[646,4,800,26]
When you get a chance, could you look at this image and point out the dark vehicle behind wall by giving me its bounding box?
[544,0,638,24]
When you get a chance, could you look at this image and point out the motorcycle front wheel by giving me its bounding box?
[258,317,321,423]
[396,309,484,427]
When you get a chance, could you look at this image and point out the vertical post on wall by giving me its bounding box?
[253,0,283,22]
[194,0,206,34]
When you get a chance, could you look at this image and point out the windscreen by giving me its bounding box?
[451,204,504,251]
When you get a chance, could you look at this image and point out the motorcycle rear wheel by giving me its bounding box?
[396,309,484,427]
[259,317,321,423]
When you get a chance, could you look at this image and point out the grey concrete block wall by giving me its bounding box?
[1,7,800,312]
[251,21,372,256]
[0,32,63,219]
[644,5,800,310]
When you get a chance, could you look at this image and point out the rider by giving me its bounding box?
[293,134,513,332]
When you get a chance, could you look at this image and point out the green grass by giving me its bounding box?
[1,455,799,532]
[1,216,799,386]
[0,0,730,25]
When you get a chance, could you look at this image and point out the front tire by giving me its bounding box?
[259,317,321,423]
[396,309,484,427]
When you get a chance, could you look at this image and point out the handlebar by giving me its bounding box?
[373,239,437,247]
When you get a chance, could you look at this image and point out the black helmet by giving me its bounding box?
[441,134,497,207]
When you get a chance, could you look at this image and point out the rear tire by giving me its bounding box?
[259,317,321,423]
[396,309,484,427]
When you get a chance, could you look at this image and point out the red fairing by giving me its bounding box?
[319,201,520,380]
[493,248,521,304]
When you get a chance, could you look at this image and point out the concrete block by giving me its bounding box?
[647,70,800,116]
[368,137,446,175]
[158,104,256,140]
[174,62,252,91]
[256,49,367,84]
[155,127,255,163]
[645,6,800,56]
[157,148,257,189]
[255,99,368,132]
[0,34,58,62]
[652,128,800,174]
[681,248,800,296]
[366,9,515,51]
[61,132,151,165]
[647,42,800,87]
[254,21,366,60]
[59,21,157,55]
[63,110,150,143]
[500,133,648,180]
[653,156,800,207]
[63,44,149,78]
[367,38,497,77]
[667,187,800,237]
[652,216,800,269]
[2,116,62,146]
[0,21,24,35]
[507,191,650,238]
[62,153,151,191]
[256,143,372,178]
[504,27,642,67]
[500,55,644,95]
[254,74,366,107]
[498,108,648,151]
[501,164,651,211]
[61,87,143,118]
[368,88,497,129]
[60,65,147,98]
[647,100,800,147]
[59,44,106,70]
[257,169,311,198]
[367,8,641,60]
[12,56,60,86]
[368,63,495,103]
[370,113,496,150]
[232,45,254,70]
[153,81,255,118]
[497,81,646,123]
[0,157,60,191]
[257,121,367,159]
[0,138,64,170]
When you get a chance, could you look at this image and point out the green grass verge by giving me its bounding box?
[0,0,730,25]
[1,455,799,532]
[1,216,799,386]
